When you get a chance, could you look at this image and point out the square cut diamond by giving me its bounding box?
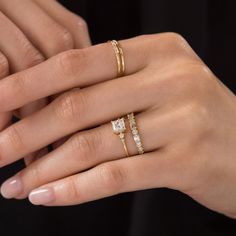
[112,118,126,134]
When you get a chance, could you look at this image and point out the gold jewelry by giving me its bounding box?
[110,40,125,77]
[111,117,129,157]
[127,113,144,155]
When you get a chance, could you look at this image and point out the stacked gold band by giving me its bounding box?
[110,40,125,77]
[127,113,144,155]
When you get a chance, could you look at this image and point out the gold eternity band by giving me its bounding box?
[127,113,144,155]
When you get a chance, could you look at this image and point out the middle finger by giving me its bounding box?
[0,70,153,167]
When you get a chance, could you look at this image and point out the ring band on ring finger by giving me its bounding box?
[0,111,162,199]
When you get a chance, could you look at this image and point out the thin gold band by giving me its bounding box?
[110,40,125,77]
[119,132,129,157]
[127,113,144,155]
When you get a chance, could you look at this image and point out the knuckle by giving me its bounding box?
[54,92,77,122]
[136,34,157,45]
[180,102,211,137]
[54,91,87,123]
[67,12,88,30]
[136,33,193,63]
[144,32,186,48]
[69,131,102,163]
[60,28,74,50]
[166,62,213,94]
[159,32,194,57]
[191,63,214,84]
[66,176,81,201]
[0,53,9,77]
[76,16,88,29]
[56,50,76,77]
[56,49,88,78]
[4,125,24,151]
[97,163,126,193]
[164,32,188,48]
[21,41,45,68]
[24,53,45,69]
[53,28,74,52]
[182,63,215,94]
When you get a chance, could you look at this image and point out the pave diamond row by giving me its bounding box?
[127,113,144,155]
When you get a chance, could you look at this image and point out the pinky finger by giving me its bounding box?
[28,151,171,206]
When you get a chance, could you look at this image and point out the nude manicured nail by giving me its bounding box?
[29,188,55,205]
[0,177,23,199]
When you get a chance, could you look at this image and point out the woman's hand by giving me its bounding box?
[0,0,91,163]
[0,33,236,219]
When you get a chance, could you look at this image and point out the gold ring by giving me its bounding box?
[111,117,129,157]
[127,113,144,155]
[110,40,125,77]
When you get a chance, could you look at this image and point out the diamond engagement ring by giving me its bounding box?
[111,117,129,157]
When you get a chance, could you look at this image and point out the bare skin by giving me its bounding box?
[0,33,235,219]
[0,0,91,164]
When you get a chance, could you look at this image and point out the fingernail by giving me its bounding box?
[29,187,54,205]
[1,176,23,199]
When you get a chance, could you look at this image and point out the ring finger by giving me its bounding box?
[1,108,173,199]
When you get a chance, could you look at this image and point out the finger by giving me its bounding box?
[22,101,49,166]
[0,36,148,112]
[35,0,91,48]
[0,11,49,162]
[0,11,44,72]
[0,0,74,58]
[0,112,11,131]
[50,88,81,150]
[0,51,9,79]
[22,96,49,166]
[18,98,49,166]
[0,39,194,168]
[0,110,173,199]
[0,51,11,130]
[24,147,48,166]
[0,11,47,127]
[27,152,171,206]
[52,135,71,150]
[0,69,156,167]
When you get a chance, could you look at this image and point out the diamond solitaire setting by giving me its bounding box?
[111,118,126,134]
[111,117,129,157]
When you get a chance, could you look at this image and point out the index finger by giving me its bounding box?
[0,36,148,112]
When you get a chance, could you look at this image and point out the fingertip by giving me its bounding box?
[29,187,55,205]
[0,176,23,199]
